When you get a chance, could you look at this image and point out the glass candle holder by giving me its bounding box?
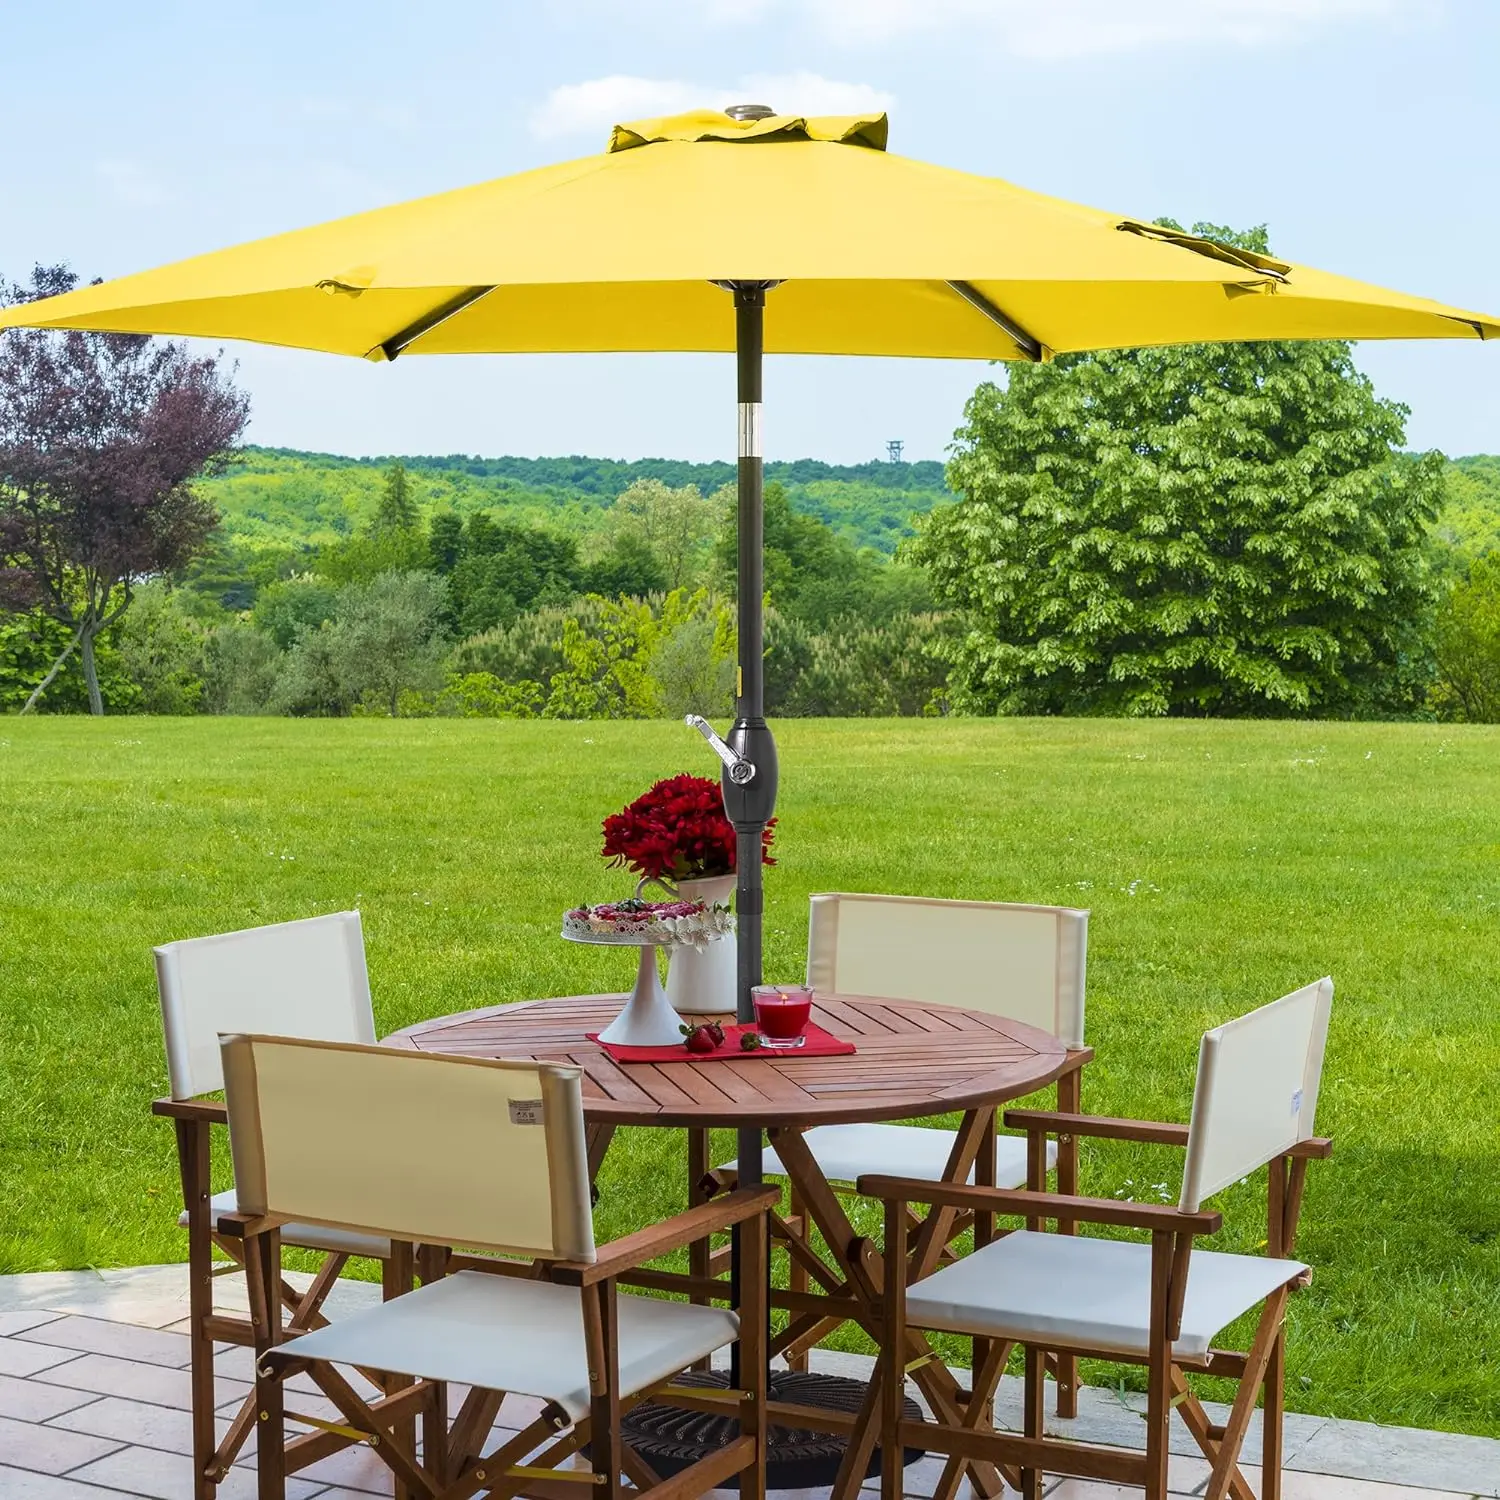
[751,984,813,1048]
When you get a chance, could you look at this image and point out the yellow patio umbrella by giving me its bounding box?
[4,104,1494,1043]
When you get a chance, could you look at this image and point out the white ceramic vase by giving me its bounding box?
[664,873,738,1015]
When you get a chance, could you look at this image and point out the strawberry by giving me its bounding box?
[683,1024,719,1054]
[739,1032,762,1051]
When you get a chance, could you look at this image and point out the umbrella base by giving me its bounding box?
[612,1369,925,1490]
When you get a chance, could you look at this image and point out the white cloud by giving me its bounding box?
[562,0,1424,57]
[529,72,894,142]
[800,0,1416,55]
[95,159,171,208]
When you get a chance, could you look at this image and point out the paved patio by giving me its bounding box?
[1,1265,1496,1500]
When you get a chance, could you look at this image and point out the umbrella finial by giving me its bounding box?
[725,103,775,121]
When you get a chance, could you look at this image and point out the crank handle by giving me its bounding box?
[684,715,756,785]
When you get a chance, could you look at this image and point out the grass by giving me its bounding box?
[1,716,1498,1437]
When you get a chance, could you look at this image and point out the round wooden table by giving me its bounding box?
[384,991,1074,1128]
[387,993,1084,1497]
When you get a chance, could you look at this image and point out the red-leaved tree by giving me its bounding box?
[0,265,249,713]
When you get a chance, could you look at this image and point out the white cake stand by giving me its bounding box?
[563,927,694,1047]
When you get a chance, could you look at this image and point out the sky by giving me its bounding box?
[1,0,1497,466]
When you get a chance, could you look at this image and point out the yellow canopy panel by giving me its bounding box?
[1,110,1494,361]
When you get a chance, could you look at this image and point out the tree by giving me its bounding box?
[715,480,929,629]
[252,574,338,649]
[115,582,208,713]
[584,534,669,599]
[609,479,717,589]
[373,461,418,533]
[0,265,248,713]
[907,225,1443,718]
[1431,555,1500,721]
[428,510,465,573]
[276,571,449,717]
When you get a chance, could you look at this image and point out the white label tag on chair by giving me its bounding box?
[508,1099,544,1126]
[1290,1088,1303,1118]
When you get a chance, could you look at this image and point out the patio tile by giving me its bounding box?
[67,1443,324,1499]
[0,1337,86,1378]
[0,1466,129,1498]
[41,1352,251,1412]
[0,1311,65,1337]
[17,1316,193,1370]
[0,1375,103,1423]
[296,1437,395,1492]
[0,1412,126,1475]
[48,1394,210,1455]
[1288,1415,1500,1497]
[1229,1470,1481,1500]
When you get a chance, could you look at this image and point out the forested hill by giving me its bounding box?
[199,446,951,556]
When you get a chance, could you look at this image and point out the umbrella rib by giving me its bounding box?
[374,285,497,361]
[946,281,1046,361]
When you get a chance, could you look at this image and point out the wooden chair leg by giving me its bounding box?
[250,1230,286,1500]
[687,1128,714,1371]
[785,1185,809,1373]
[381,1241,417,1500]
[175,1118,219,1500]
[586,1282,624,1500]
[1143,1232,1175,1500]
[1018,1345,1046,1500]
[1054,1064,1082,1419]
[1263,1325,1286,1500]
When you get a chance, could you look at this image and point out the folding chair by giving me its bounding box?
[151,911,401,1498]
[715,893,1089,1397]
[861,977,1334,1500]
[217,1033,774,1500]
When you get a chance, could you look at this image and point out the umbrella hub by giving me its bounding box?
[725,103,775,121]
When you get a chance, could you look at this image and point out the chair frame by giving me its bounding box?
[152,1095,414,1498]
[151,911,395,1499]
[703,892,1090,1411]
[224,1184,776,1500]
[860,1110,1332,1500]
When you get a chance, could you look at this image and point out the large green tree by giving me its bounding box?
[908,225,1444,718]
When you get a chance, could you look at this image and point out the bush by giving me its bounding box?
[116,584,208,715]
[1432,555,1500,721]
[782,615,952,717]
[438,672,544,718]
[203,621,280,715]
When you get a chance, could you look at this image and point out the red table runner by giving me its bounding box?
[587,1020,855,1064]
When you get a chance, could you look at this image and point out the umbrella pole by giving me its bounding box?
[724,281,779,1389]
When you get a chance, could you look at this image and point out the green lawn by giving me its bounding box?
[2,717,1498,1436]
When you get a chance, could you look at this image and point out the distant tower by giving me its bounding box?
[886,439,904,463]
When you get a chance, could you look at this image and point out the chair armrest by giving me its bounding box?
[211,1209,287,1239]
[1003,1111,1334,1162]
[1003,1109,1189,1147]
[548,1185,780,1286]
[855,1176,1222,1236]
[151,1096,229,1124]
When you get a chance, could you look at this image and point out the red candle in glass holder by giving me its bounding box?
[751,984,812,1047]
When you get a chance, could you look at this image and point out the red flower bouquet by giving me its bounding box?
[602,773,776,882]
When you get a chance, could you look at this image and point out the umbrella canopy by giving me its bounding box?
[4,106,1495,1077]
[1,108,1494,360]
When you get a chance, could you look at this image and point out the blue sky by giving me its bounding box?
[2,0,1497,464]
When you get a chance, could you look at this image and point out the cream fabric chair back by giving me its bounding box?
[220,1035,596,1263]
[806,893,1087,1047]
[1180,978,1333,1214]
[156,912,375,1100]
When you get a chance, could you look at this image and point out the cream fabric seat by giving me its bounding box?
[280,1269,739,1422]
[757,1122,1056,1188]
[905,1228,1307,1360]
[179,1190,389,1260]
